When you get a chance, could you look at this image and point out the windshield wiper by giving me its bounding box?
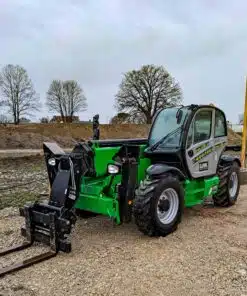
[149,126,183,152]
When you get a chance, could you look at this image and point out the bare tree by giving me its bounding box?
[115,64,183,124]
[40,116,49,123]
[63,80,87,117]
[0,64,40,124]
[46,80,65,120]
[0,100,7,108]
[110,112,145,124]
[110,112,130,124]
[46,79,87,122]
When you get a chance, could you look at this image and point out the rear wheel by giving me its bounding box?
[133,173,184,237]
[213,161,240,207]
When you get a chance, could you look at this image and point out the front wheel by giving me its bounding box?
[133,174,184,237]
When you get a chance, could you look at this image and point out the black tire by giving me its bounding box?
[75,209,98,219]
[213,161,240,207]
[133,173,184,237]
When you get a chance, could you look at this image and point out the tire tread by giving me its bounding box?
[133,174,183,237]
[213,161,240,207]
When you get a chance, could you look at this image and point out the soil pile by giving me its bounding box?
[0,123,241,149]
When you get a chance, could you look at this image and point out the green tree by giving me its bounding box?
[115,64,183,124]
[0,64,40,124]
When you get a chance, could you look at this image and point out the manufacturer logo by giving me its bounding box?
[199,162,208,171]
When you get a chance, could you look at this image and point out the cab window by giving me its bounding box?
[214,109,227,137]
[193,110,212,144]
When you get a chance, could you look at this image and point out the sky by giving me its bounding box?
[0,0,247,124]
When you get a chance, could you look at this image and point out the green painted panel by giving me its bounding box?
[75,174,122,224]
[76,194,120,224]
[184,176,219,207]
[93,147,121,177]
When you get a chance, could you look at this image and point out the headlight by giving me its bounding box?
[107,164,120,174]
[48,158,56,166]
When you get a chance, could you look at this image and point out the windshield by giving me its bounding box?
[149,107,190,149]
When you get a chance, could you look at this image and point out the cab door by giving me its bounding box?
[213,108,228,164]
[185,107,217,178]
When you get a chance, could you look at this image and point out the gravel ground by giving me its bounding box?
[0,157,247,295]
[0,156,48,210]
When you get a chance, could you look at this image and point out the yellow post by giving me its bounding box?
[240,77,247,168]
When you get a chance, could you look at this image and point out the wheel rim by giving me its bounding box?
[156,188,179,225]
[229,171,238,198]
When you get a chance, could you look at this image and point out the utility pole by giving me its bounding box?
[240,77,247,168]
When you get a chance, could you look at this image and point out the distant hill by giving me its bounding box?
[0,123,241,149]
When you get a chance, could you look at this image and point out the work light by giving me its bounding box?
[107,164,120,174]
[48,158,56,166]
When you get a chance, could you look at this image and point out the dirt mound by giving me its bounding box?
[0,123,241,149]
[0,123,150,149]
[0,131,75,149]
[227,127,242,145]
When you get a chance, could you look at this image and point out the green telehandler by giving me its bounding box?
[0,104,241,276]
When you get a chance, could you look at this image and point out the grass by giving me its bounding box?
[0,191,42,210]
[0,155,47,210]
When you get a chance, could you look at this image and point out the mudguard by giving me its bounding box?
[219,154,241,167]
[146,163,186,180]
